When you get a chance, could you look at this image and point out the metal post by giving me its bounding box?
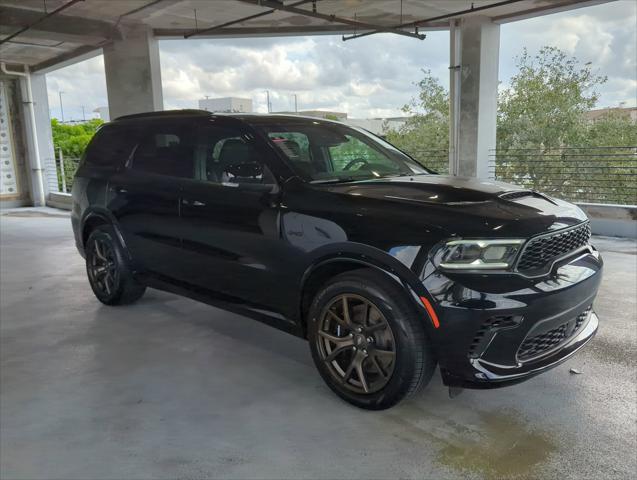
[293,94,298,112]
[59,90,65,123]
[448,19,461,176]
[58,147,67,193]
[265,90,271,113]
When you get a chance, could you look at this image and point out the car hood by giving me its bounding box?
[318,174,588,238]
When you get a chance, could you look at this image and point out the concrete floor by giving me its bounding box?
[1,211,636,480]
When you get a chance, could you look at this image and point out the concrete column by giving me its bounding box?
[30,73,56,199]
[103,26,163,120]
[18,72,55,205]
[451,16,500,179]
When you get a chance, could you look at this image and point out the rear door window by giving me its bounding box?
[130,123,196,179]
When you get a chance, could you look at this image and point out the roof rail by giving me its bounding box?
[114,109,212,121]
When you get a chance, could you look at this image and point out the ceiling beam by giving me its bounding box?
[120,0,185,21]
[184,0,313,39]
[491,0,611,23]
[342,0,526,41]
[0,4,122,45]
[31,44,103,74]
[236,0,425,40]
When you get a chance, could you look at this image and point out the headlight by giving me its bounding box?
[437,239,524,270]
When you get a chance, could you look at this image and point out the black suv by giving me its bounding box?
[72,110,602,409]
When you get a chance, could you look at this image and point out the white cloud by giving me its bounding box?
[45,0,636,122]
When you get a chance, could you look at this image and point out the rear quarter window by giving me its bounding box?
[83,125,138,168]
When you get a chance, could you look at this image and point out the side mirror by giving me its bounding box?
[225,162,263,182]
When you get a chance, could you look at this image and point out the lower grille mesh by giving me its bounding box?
[518,306,592,361]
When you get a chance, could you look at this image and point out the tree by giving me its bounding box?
[497,46,606,150]
[384,70,449,172]
[51,118,103,191]
[51,118,103,158]
[387,47,636,204]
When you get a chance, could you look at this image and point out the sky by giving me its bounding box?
[46,0,637,122]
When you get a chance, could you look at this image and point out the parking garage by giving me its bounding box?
[1,1,636,479]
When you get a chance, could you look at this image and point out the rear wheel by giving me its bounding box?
[308,268,436,410]
[85,225,146,305]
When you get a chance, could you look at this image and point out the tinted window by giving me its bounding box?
[328,135,391,172]
[256,121,428,182]
[131,124,196,178]
[201,127,274,185]
[84,125,137,167]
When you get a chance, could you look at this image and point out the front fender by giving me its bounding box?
[299,242,439,333]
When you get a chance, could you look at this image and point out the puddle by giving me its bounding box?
[384,404,557,480]
[438,410,555,479]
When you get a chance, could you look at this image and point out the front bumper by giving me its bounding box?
[422,247,603,389]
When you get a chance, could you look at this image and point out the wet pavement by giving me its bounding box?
[1,214,635,479]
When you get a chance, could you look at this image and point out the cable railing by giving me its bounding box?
[490,146,636,205]
[53,146,637,205]
[400,146,636,206]
[54,149,80,193]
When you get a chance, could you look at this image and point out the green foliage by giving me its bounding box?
[384,70,449,172]
[51,118,103,158]
[497,46,606,150]
[51,118,103,191]
[386,47,636,204]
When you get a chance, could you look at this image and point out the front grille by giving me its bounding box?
[518,305,592,361]
[575,306,592,330]
[518,324,568,360]
[517,223,591,273]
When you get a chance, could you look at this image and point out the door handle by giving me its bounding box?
[110,186,128,194]
[182,199,206,207]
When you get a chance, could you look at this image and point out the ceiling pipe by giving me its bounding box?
[185,0,314,38]
[342,0,525,41]
[0,62,47,206]
[237,0,425,40]
[0,0,84,46]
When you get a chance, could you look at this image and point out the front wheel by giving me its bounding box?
[308,269,436,410]
[85,225,146,305]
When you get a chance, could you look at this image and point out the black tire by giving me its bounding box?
[308,268,436,410]
[85,225,146,305]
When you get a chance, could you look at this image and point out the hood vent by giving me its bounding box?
[499,190,535,200]
[500,190,558,205]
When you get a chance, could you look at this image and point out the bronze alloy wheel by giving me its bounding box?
[87,237,120,297]
[316,294,396,394]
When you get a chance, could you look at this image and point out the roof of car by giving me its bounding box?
[112,109,343,126]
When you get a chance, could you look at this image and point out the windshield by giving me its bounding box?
[255,120,430,183]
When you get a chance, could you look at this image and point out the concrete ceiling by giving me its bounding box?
[0,0,611,73]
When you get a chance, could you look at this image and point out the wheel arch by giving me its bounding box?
[298,246,437,337]
[80,208,131,259]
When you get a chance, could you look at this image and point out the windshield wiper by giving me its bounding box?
[310,177,361,184]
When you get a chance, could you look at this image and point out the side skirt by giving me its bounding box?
[136,272,305,339]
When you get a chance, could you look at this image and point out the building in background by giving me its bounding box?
[297,110,347,121]
[345,117,409,136]
[93,106,110,122]
[584,106,637,123]
[199,97,252,113]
